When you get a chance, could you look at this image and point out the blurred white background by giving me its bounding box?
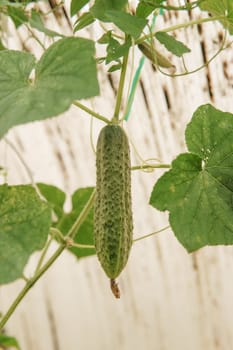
[1,1,233,349]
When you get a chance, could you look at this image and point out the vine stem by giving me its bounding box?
[73,101,110,124]
[131,164,170,170]
[34,233,55,273]
[72,242,95,249]
[112,50,129,122]
[136,16,225,44]
[0,189,96,330]
[133,226,170,243]
[0,245,65,330]
[50,227,95,249]
[25,24,46,50]
[68,189,95,240]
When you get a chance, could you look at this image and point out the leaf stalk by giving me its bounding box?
[73,101,110,124]
[136,16,226,45]
[112,50,129,122]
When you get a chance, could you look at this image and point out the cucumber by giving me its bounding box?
[138,42,174,68]
[94,124,133,297]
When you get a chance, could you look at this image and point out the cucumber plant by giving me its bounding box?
[0,0,233,344]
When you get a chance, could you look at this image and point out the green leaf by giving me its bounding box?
[108,63,122,72]
[98,31,131,64]
[57,187,95,258]
[36,183,66,220]
[136,0,164,18]
[105,10,148,38]
[70,0,90,16]
[106,36,131,63]
[0,334,21,349]
[0,39,6,51]
[0,37,99,138]
[199,0,233,34]
[7,6,28,27]
[0,1,24,7]
[97,30,113,44]
[150,104,233,252]
[38,184,96,258]
[29,10,62,37]
[91,0,127,21]
[155,32,191,57]
[91,0,147,38]
[0,185,51,284]
[73,12,95,32]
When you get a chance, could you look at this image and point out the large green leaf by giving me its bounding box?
[91,0,147,38]
[0,37,99,138]
[0,334,21,349]
[155,32,191,57]
[73,12,95,32]
[7,6,63,35]
[7,6,28,27]
[70,0,90,16]
[150,104,233,252]
[199,0,233,34]
[1,1,25,7]
[0,185,51,284]
[38,184,96,258]
[91,0,127,21]
[57,187,96,258]
[104,10,147,39]
[37,183,66,220]
[136,0,164,18]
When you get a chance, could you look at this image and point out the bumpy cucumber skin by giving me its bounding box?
[94,125,133,279]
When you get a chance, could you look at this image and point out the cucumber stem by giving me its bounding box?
[112,50,129,122]
[131,164,170,171]
[73,101,110,124]
[133,226,170,243]
[110,279,121,299]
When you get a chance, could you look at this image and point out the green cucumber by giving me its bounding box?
[94,124,133,297]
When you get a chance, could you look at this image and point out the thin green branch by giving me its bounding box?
[133,226,170,243]
[67,189,96,240]
[25,24,46,50]
[50,227,95,249]
[145,0,201,11]
[131,164,170,171]
[71,242,95,249]
[99,21,123,40]
[160,16,225,34]
[34,233,55,274]
[0,244,65,330]
[112,50,129,122]
[49,227,66,242]
[136,16,225,44]
[21,274,30,282]
[73,101,110,124]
